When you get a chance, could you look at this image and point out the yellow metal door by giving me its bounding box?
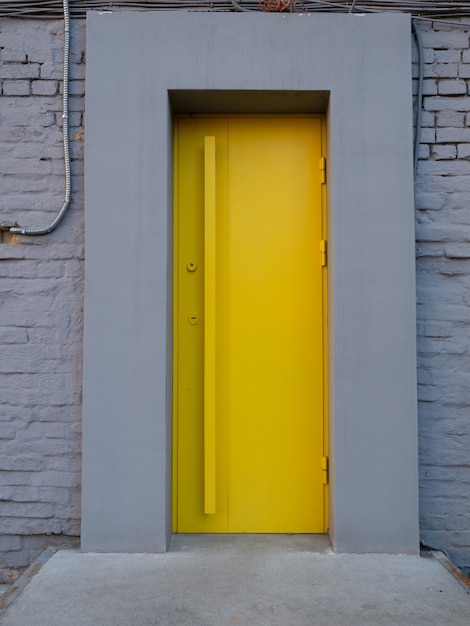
[173,116,327,533]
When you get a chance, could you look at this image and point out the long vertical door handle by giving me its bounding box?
[204,136,216,514]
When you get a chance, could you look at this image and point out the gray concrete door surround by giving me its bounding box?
[82,11,419,554]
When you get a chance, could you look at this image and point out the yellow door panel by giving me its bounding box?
[174,115,326,533]
[227,118,324,532]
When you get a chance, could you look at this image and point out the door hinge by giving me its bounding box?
[321,456,329,485]
[320,239,327,267]
[319,156,327,184]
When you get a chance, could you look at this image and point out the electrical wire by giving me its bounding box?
[8,0,72,236]
[412,18,424,178]
[2,1,470,18]
[230,0,254,13]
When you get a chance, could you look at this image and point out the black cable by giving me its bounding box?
[2,1,470,18]
[412,18,424,178]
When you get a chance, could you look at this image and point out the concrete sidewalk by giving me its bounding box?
[0,535,469,626]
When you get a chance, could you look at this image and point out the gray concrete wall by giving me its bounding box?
[83,11,418,554]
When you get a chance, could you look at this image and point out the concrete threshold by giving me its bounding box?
[0,535,469,626]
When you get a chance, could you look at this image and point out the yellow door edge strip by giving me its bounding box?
[204,136,216,515]
[172,122,180,532]
[320,119,329,533]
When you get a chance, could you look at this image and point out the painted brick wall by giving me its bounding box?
[413,20,470,575]
[1,15,470,574]
[0,18,85,578]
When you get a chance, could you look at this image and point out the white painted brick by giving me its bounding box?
[427,64,459,79]
[0,473,30,488]
[37,261,65,278]
[20,422,70,441]
[449,191,470,209]
[59,80,85,96]
[448,208,470,225]
[0,502,55,519]
[0,424,16,440]
[62,95,83,112]
[0,486,72,506]
[419,175,470,193]
[1,175,63,196]
[0,328,29,344]
[55,106,83,131]
[445,243,470,258]
[419,127,436,143]
[424,96,470,111]
[418,144,430,160]
[46,456,81,472]
[422,79,437,96]
[0,48,28,63]
[418,385,440,402]
[423,48,436,64]
[436,110,465,127]
[415,192,447,211]
[39,62,62,80]
[416,242,444,257]
[457,143,470,159]
[69,63,86,80]
[0,536,22,551]
[0,63,40,80]
[436,127,470,142]
[417,368,432,385]
[0,456,44,472]
[423,30,470,49]
[0,156,58,176]
[458,64,470,79]
[29,471,81,489]
[6,436,80,458]
[40,111,57,127]
[412,46,434,64]
[438,80,467,96]
[2,80,30,96]
[420,110,435,127]
[440,258,470,275]
[434,50,462,64]
[418,160,470,176]
[420,321,454,338]
[31,80,58,96]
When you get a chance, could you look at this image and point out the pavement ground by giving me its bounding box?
[0,534,469,626]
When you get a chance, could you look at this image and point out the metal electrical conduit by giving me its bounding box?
[6,0,71,236]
